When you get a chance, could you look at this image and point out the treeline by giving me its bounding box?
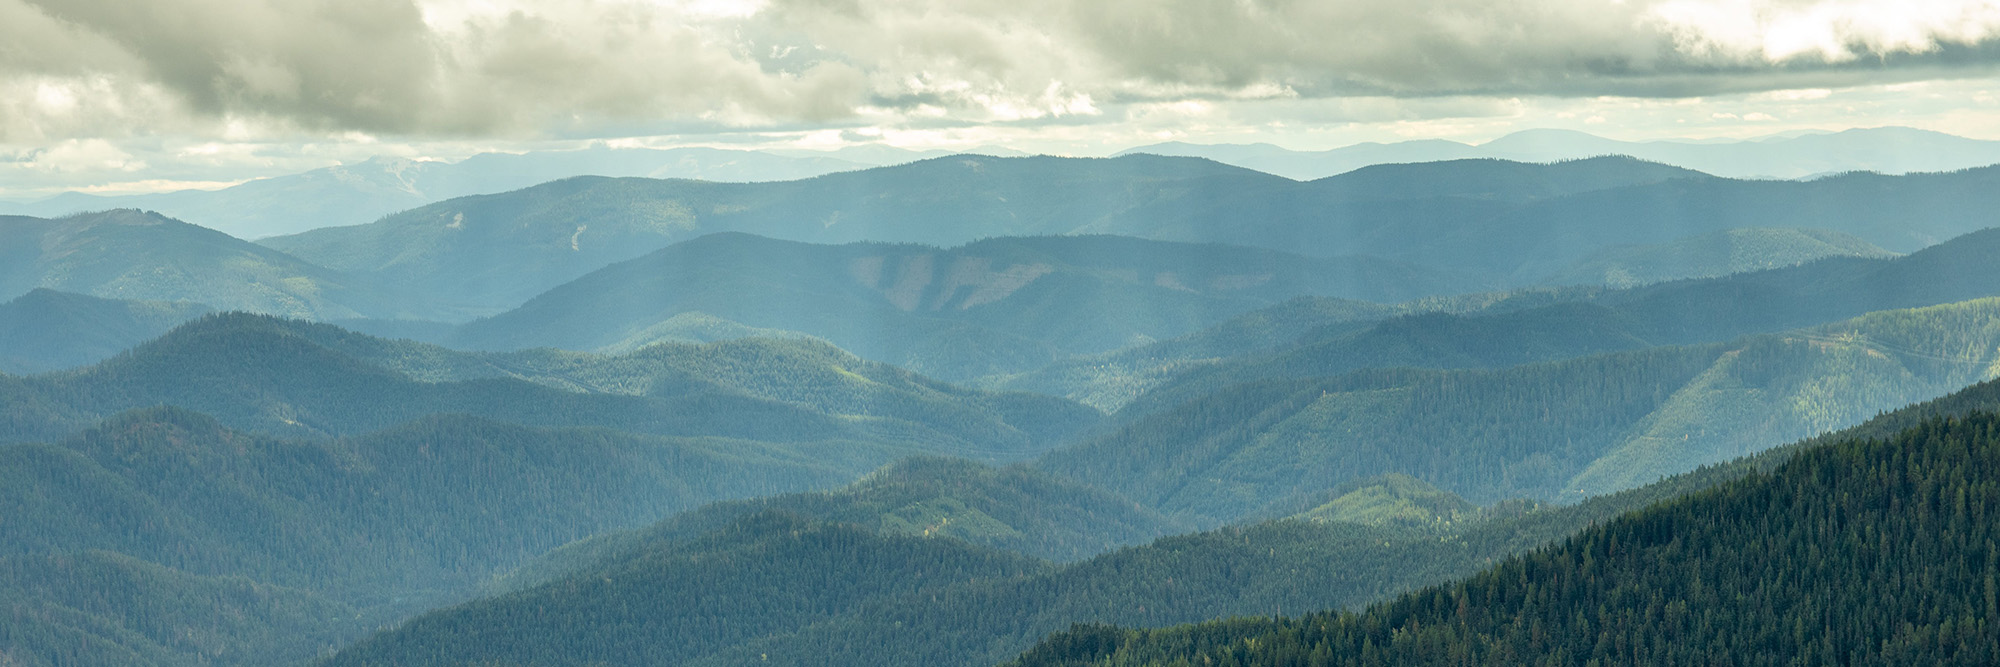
[1011,412,2000,666]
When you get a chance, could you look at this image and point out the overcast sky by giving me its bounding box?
[6,0,2000,198]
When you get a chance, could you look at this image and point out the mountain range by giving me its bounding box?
[325,373,2000,667]
[1121,126,2000,180]
[13,127,1998,242]
[9,139,2000,667]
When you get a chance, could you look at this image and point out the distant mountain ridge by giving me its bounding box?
[0,210,405,320]
[13,127,1991,241]
[1120,126,2000,180]
[261,154,2000,322]
[0,290,212,374]
[446,232,1480,380]
[0,147,880,239]
[1542,227,1897,287]
[0,313,1098,464]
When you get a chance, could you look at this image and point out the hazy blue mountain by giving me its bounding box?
[1268,155,1706,203]
[0,290,211,374]
[992,296,1404,410]
[447,233,1474,380]
[1120,126,2000,180]
[0,313,1098,464]
[256,153,2000,319]
[1542,227,1898,287]
[1090,162,2000,280]
[1041,295,2000,524]
[0,147,873,239]
[765,144,1028,164]
[1106,222,2000,417]
[0,210,406,320]
[228,315,1098,449]
[259,155,1295,317]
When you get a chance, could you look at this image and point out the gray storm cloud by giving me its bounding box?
[4,0,1999,141]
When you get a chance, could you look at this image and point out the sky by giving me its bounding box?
[5,0,2000,198]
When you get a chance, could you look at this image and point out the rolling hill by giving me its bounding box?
[1541,227,1898,287]
[0,313,1099,464]
[1095,225,2000,417]
[0,210,404,320]
[446,233,1473,381]
[0,407,863,666]
[259,154,1718,318]
[1010,408,2000,666]
[0,289,211,375]
[1040,296,2000,524]
[321,376,2000,667]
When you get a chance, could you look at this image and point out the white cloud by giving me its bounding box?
[4,0,2000,199]
[25,138,144,173]
[1650,0,2000,63]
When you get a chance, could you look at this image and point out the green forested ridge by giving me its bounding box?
[256,154,2000,322]
[0,289,212,374]
[0,406,864,665]
[330,378,2000,667]
[499,456,1185,594]
[1042,296,2000,524]
[1009,410,2000,667]
[0,211,405,320]
[995,286,1610,412]
[260,156,1299,316]
[444,232,1474,380]
[322,512,1052,667]
[182,313,1098,450]
[1543,227,1898,288]
[1041,347,1724,518]
[0,550,354,667]
[1012,225,2000,417]
[0,313,1094,463]
[1113,226,2000,419]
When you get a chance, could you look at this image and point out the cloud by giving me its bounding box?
[4,0,2000,144]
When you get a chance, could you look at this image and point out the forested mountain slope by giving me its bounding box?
[0,313,1096,464]
[0,407,860,666]
[0,289,211,374]
[1542,227,1897,287]
[448,233,1471,380]
[1110,226,2000,417]
[324,512,1052,667]
[1043,296,2000,523]
[202,315,1096,448]
[326,376,2000,667]
[502,457,1183,589]
[260,155,1295,315]
[258,155,1736,317]
[0,211,403,320]
[1011,410,2000,666]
